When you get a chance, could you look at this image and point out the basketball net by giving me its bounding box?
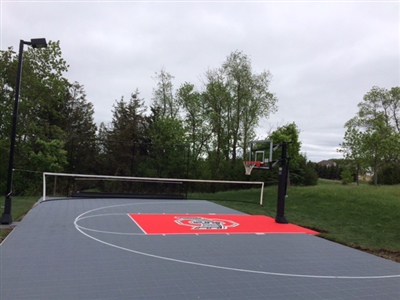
[244,161,257,175]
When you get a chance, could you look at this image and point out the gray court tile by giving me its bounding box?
[1,198,399,299]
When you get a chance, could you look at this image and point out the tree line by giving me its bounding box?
[2,40,395,197]
[1,41,319,196]
[338,86,400,185]
[315,85,399,186]
[315,163,342,181]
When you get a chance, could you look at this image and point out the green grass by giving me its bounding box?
[190,181,400,256]
[0,196,39,242]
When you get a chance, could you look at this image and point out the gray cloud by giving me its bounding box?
[1,1,399,162]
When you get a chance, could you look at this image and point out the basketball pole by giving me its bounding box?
[275,142,290,224]
[247,140,291,223]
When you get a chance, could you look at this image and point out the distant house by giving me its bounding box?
[317,160,337,167]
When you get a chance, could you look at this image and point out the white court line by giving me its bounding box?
[74,201,400,280]
[74,201,208,235]
[127,213,147,234]
[75,213,145,235]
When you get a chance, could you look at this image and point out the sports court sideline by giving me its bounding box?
[1,197,399,299]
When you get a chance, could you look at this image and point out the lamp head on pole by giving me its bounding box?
[29,38,48,49]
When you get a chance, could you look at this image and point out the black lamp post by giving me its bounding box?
[0,38,47,225]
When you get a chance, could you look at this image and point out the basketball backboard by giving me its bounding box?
[246,140,273,171]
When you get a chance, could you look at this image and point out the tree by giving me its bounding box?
[176,82,211,177]
[339,86,400,185]
[299,158,319,186]
[340,169,353,185]
[18,41,70,141]
[0,41,71,194]
[152,68,179,119]
[221,51,277,163]
[338,123,366,185]
[101,91,147,176]
[198,51,277,178]
[268,123,302,167]
[363,115,394,185]
[13,139,67,195]
[202,69,232,178]
[144,109,188,178]
[63,82,98,174]
[0,48,14,141]
[0,48,15,194]
[377,163,400,185]
[268,123,317,185]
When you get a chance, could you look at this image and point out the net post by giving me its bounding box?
[259,182,264,206]
[42,172,46,201]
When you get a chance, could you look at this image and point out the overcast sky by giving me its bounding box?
[1,0,399,162]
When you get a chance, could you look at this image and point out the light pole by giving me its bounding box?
[0,38,47,225]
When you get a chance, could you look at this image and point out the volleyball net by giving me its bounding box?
[42,172,265,205]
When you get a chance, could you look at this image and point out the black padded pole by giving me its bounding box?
[275,142,289,224]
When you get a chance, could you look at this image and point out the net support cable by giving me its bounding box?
[42,172,265,206]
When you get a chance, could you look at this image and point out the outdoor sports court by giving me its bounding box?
[1,196,399,299]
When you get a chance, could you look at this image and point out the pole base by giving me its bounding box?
[0,213,13,225]
[275,215,288,224]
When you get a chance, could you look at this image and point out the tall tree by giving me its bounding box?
[268,122,317,185]
[339,86,400,185]
[222,51,277,163]
[176,82,211,176]
[152,68,179,119]
[0,48,14,141]
[387,87,400,132]
[0,48,15,194]
[268,122,301,166]
[202,69,232,178]
[144,107,187,178]
[338,124,366,185]
[18,41,70,142]
[0,41,70,194]
[63,82,98,174]
[102,91,147,176]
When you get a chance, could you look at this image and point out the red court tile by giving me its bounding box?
[128,214,319,235]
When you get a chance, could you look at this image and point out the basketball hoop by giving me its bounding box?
[243,161,260,175]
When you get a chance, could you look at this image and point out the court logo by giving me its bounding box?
[175,216,239,230]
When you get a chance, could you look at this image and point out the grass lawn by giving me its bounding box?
[0,196,39,243]
[190,180,400,262]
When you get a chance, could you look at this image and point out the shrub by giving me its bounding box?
[340,169,353,185]
[377,164,400,185]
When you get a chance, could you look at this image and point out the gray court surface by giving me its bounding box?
[1,198,399,300]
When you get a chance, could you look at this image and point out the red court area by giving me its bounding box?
[128,214,319,235]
